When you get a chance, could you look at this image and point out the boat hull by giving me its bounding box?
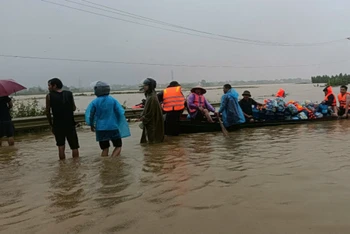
[179,116,339,134]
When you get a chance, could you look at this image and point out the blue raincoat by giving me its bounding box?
[218,88,245,127]
[85,95,131,141]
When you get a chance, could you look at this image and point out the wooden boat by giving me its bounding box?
[178,115,340,134]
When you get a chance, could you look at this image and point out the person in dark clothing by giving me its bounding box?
[46,78,79,160]
[140,78,164,143]
[158,81,185,136]
[0,96,14,146]
[239,90,262,122]
[321,86,337,116]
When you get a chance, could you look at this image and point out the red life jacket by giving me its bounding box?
[188,93,205,113]
[276,89,285,98]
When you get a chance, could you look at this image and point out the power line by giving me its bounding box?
[1,54,349,68]
[41,0,270,46]
[79,0,345,46]
[70,0,281,46]
[42,0,347,47]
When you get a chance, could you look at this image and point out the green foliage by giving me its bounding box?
[311,73,350,86]
[11,99,46,118]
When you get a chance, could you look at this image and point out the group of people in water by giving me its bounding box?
[1,77,350,160]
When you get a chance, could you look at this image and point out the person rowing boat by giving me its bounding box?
[187,86,216,123]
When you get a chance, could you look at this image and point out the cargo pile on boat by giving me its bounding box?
[252,98,334,121]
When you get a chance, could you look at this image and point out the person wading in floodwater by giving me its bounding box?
[85,81,131,157]
[157,81,186,136]
[0,96,14,146]
[139,78,164,143]
[46,78,79,160]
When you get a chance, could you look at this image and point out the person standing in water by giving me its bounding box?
[140,78,164,143]
[85,81,130,157]
[46,78,79,160]
[0,96,14,146]
[218,84,245,127]
[157,81,185,136]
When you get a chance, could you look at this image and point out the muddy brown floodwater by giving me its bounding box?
[2,120,350,234]
[2,84,350,233]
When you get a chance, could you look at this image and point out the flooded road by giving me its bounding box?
[2,119,350,233]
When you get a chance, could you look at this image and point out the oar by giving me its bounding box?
[218,117,229,137]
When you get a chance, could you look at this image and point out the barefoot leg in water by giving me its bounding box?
[8,137,14,146]
[58,145,66,160]
[111,139,122,157]
[101,148,109,157]
[111,147,121,157]
[72,149,79,158]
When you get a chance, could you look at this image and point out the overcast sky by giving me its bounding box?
[1,0,350,87]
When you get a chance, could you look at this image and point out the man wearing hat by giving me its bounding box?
[239,90,262,122]
[187,86,216,122]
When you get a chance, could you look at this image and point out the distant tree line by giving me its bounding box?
[311,73,350,86]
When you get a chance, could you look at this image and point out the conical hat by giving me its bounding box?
[191,86,206,94]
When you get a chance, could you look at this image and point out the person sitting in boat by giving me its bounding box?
[218,84,245,127]
[158,81,186,136]
[187,86,216,123]
[239,90,263,123]
[132,99,146,109]
[337,85,350,117]
[321,86,337,116]
[275,88,286,98]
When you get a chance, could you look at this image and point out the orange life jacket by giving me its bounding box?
[287,100,304,112]
[324,93,336,106]
[304,107,316,119]
[337,92,350,108]
[162,86,185,112]
[188,93,205,113]
[276,89,285,98]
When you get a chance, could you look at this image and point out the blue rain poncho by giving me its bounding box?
[218,88,245,127]
[85,95,131,141]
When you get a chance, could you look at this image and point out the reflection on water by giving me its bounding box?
[95,158,131,209]
[2,109,350,232]
[48,160,86,222]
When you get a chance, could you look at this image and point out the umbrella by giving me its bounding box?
[0,79,26,97]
